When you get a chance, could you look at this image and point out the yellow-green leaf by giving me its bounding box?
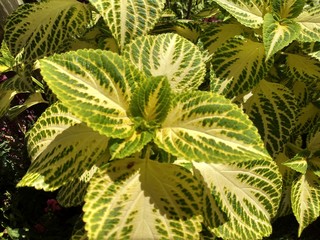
[244,80,297,157]
[193,159,282,239]
[211,35,272,98]
[272,0,305,19]
[212,0,264,28]
[4,0,91,62]
[283,151,310,174]
[18,123,109,191]
[40,49,139,139]
[124,33,206,92]
[263,13,300,60]
[296,5,320,42]
[83,157,202,239]
[291,170,320,236]
[89,0,165,50]
[155,91,270,163]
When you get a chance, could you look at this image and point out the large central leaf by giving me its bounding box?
[155,91,270,163]
[40,49,141,139]
[89,0,165,50]
[83,157,202,239]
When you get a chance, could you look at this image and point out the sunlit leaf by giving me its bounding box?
[124,33,206,91]
[283,151,310,174]
[193,159,282,239]
[296,5,320,42]
[83,157,202,239]
[155,91,270,163]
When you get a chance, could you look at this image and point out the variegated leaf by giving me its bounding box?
[211,35,272,98]
[201,22,246,55]
[263,13,300,60]
[275,152,297,217]
[83,157,202,239]
[0,42,16,72]
[244,80,297,157]
[130,76,171,125]
[291,170,320,236]
[155,91,270,164]
[26,102,81,162]
[18,123,109,191]
[57,165,99,207]
[296,5,320,42]
[283,151,310,174]
[4,0,91,62]
[40,49,139,139]
[310,50,320,61]
[124,33,206,91]
[71,217,88,240]
[272,0,305,19]
[212,0,264,28]
[294,103,320,134]
[285,53,320,89]
[307,122,320,153]
[0,74,34,118]
[193,159,282,239]
[309,153,320,178]
[89,0,165,50]
[109,131,153,159]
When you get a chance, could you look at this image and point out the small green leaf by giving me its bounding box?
[109,131,153,159]
[263,13,300,60]
[40,49,140,139]
[130,76,171,125]
[212,0,264,28]
[155,91,270,163]
[193,159,282,239]
[272,0,305,19]
[296,5,320,42]
[124,33,206,91]
[291,170,320,236]
[83,157,202,239]
[283,151,310,174]
[89,0,165,50]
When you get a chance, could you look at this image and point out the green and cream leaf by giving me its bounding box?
[283,151,309,174]
[124,33,206,91]
[155,91,270,163]
[263,13,300,60]
[193,159,282,239]
[211,35,272,98]
[291,170,320,236]
[83,157,202,239]
[272,0,305,19]
[296,5,320,42]
[18,123,109,191]
[244,80,297,157]
[4,0,91,62]
[212,0,264,28]
[40,49,140,139]
[89,0,165,50]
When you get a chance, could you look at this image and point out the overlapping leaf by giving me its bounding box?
[18,123,109,191]
[193,159,282,239]
[212,0,264,28]
[291,170,320,236]
[307,122,320,153]
[124,33,206,91]
[4,0,91,62]
[89,0,165,50]
[39,49,141,139]
[263,13,300,60]
[296,5,320,42]
[211,35,272,98]
[201,23,246,55]
[26,102,81,161]
[83,158,202,239]
[155,91,270,163]
[244,80,297,157]
[283,151,310,174]
[272,0,305,19]
[0,74,34,118]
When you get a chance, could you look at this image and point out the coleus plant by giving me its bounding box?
[0,0,319,239]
